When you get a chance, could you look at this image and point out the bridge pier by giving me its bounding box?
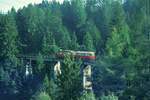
[83,65,92,91]
[25,59,33,76]
[25,63,32,76]
[54,61,61,76]
[53,61,93,90]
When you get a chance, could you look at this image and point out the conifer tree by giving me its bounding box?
[0,14,19,99]
[0,14,18,60]
[35,53,44,74]
[56,56,82,100]
[83,32,94,51]
[70,32,79,50]
[42,33,59,55]
[106,1,130,58]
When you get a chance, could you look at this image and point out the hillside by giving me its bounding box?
[0,0,150,100]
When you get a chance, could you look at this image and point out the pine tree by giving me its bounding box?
[64,0,87,44]
[44,8,71,49]
[71,0,86,28]
[123,1,150,99]
[35,53,44,74]
[93,0,112,51]
[70,32,79,50]
[0,14,18,60]
[0,14,19,99]
[106,28,123,57]
[106,1,130,58]
[42,33,59,55]
[82,32,94,51]
[85,21,101,51]
[16,5,45,54]
[43,75,57,100]
[56,56,82,100]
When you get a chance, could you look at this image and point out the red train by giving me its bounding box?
[56,50,96,60]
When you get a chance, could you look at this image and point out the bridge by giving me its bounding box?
[18,54,95,91]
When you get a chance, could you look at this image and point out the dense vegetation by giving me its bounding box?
[0,0,149,100]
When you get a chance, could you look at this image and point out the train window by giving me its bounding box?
[89,53,93,56]
[83,53,87,56]
[79,53,85,56]
[84,53,87,56]
[87,53,91,56]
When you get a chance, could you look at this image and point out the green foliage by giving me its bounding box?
[56,55,82,100]
[71,0,86,28]
[122,0,150,99]
[42,33,59,55]
[83,32,94,51]
[106,0,130,58]
[31,92,51,100]
[63,0,87,43]
[82,20,101,51]
[0,0,149,99]
[0,13,19,99]
[100,93,118,100]
[44,6,71,49]
[106,28,124,57]
[78,92,96,100]
[0,63,19,95]
[70,32,80,50]
[17,5,45,54]
[35,53,44,74]
[43,74,57,100]
[0,14,18,59]
[43,75,49,93]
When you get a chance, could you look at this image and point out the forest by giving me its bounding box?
[0,0,150,100]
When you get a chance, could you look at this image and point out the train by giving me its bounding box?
[56,50,96,60]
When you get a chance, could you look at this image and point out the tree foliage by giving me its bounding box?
[78,92,96,100]
[56,56,82,100]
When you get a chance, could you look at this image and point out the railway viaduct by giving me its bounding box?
[18,55,94,91]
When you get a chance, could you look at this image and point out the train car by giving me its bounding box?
[56,50,96,61]
[75,51,96,60]
[56,50,75,58]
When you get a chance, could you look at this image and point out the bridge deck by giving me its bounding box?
[17,55,95,65]
[17,55,57,61]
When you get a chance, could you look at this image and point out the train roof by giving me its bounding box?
[62,50,95,54]
[75,51,95,54]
